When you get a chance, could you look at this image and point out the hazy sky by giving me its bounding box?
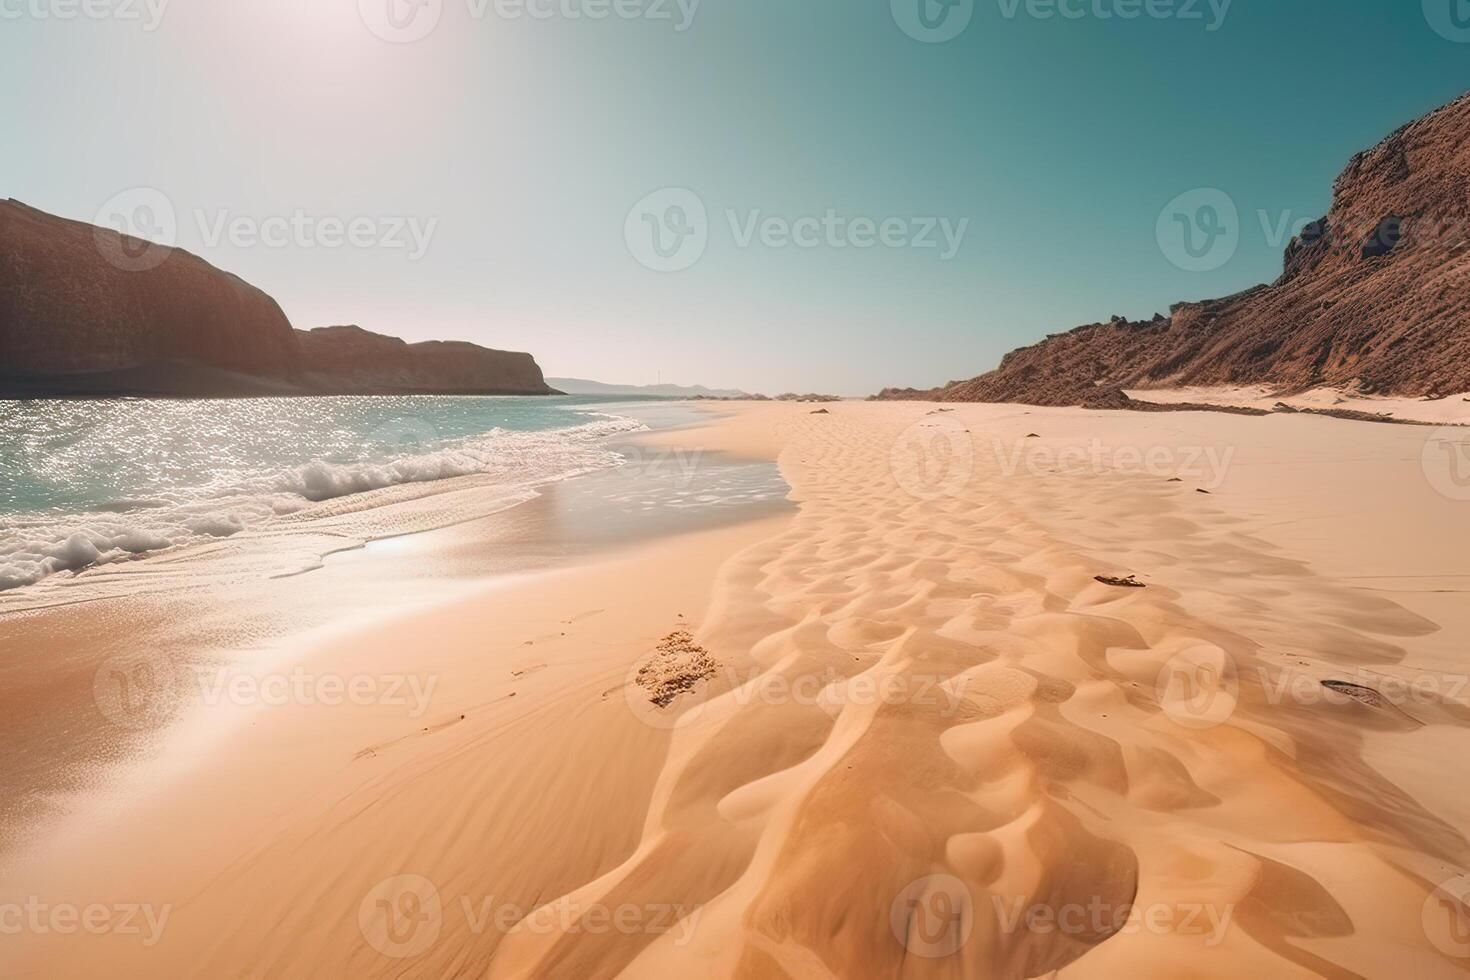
[3,0,1466,394]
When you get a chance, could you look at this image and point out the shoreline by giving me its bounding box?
[4,401,1469,976]
[0,401,791,853]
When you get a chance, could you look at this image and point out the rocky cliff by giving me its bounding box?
[0,199,302,396]
[0,200,553,398]
[297,326,554,395]
[879,90,1470,404]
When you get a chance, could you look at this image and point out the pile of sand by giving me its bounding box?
[634,627,719,707]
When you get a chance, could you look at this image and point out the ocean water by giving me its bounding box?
[0,395,664,592]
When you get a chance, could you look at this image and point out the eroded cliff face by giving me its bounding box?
[296,326,554,395]
[0,199,301,395]
[880,90,1470,404]
[0,200,554,397]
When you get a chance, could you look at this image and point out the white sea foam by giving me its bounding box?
[0,413,645,593]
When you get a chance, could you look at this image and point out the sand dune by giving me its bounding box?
[4,402,1469,978]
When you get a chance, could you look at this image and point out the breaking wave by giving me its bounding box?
[0,412,645,592]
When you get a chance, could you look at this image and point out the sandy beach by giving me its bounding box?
[3,400,1470,978]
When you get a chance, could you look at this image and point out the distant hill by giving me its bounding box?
[297,326,554,396]
[547,378,754,399]
[877,90,1470,405]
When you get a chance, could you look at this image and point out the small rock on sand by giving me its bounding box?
[1320,679,1388,708]
[1095,574,1146,588]
[635,628,719,707]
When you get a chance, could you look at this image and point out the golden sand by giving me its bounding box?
[3,401,1469,978]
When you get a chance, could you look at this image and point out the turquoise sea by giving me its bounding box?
[0,395,672,591]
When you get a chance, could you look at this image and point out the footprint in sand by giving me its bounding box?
[353,714,468,761]
[561,609,606,625]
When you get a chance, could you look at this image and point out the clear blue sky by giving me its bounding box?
[2,0,1466,394]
